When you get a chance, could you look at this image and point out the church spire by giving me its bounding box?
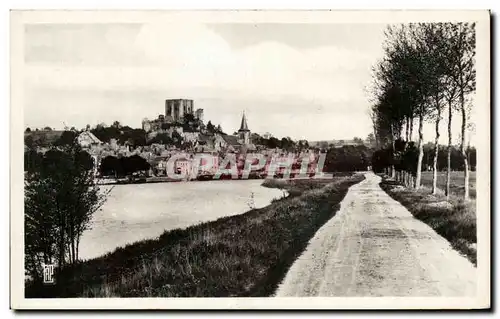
[239,111,249,132]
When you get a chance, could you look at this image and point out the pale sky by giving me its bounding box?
[23,22,476,144]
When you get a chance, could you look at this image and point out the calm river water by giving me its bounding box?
[78,180,285,260]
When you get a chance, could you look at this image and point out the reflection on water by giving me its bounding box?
[79,180,285,260]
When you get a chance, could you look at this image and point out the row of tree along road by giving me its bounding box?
[369,22,476,201]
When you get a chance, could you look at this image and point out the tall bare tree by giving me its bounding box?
[441,24,460,198]
[418,24,448,194]
[460,24,476,200]
[449,23,476,200]
[400,24,433,190]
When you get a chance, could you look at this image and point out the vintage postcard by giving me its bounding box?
[10,10,490,310]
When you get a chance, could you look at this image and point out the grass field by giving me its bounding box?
[380,177,476,265]
[26,174,364,298]
[420,171,476,199]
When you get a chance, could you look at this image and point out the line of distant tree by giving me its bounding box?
[24,130,81,149]
[25,127,56,132]
[24,148,94,174]
[146,131,183,148]
[90,121,147,146]
[251,133,309,151]
[323,145,373,172]
[99,155,151,178]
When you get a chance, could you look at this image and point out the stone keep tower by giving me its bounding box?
[238,112,251,145]
[165,99,194,123]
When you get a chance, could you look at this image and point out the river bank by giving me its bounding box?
[25,174,364,298]
[95,172,314,185]
[78,179,285,260]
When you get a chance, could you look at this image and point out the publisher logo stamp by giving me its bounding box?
[43,264,54,284]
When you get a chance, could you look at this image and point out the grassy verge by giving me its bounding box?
[26,174,364,298]
[261,173,354,197]
[379,178,476,265]
[420,171,476,199]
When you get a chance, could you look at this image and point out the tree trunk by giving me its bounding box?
[446,99,453,198]
[415,111,424,189]
[405,118,410,141]
[460,91,470,200]
[76,236,80,262]
[71,238,76,264]
[67,220,73,264]
[58,213,65,270]
[66,242,72,264]
[391,126,396,179]
[432,105,441,195]
[463,155,470,198]
[409,117,414,141]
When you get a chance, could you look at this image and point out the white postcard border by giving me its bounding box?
[10,9,491,310]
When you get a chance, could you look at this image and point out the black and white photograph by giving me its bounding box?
[10,10,490,309]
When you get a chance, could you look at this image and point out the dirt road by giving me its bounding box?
[275,172,476,297]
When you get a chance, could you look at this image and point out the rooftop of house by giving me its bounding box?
[198,134,215,143]
[221,135,240,146]
[194,145,216,153]
[78,131,102,144]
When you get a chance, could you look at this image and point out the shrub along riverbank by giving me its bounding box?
[380,178,476,265]
[26,174,364,298]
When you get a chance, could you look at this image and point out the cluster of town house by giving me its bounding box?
[142,99,256,153]
[24,98,321,179]
[139,99,318,177]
